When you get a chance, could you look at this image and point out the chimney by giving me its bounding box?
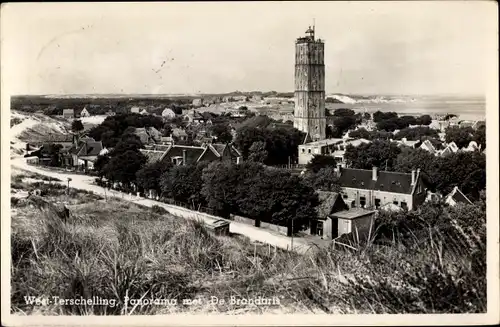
[372,167,378,181]
[182,149,187,166]
[402,137,407,144]
[411,169,416,185]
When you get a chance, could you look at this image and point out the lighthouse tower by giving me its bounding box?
[293,25,326,141]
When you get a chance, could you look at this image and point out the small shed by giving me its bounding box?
[62,109,74,119]
[206,219,230,236]
[310,191,348,238]
[330,208,377,241]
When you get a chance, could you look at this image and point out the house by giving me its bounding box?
[462,141,481,152]
[134,127,162,144]
[298,138,344,165]
[161,108,176,119]
[192,98,204,107]
[233,95,248,102]
[252,95,263,102]
[172,128,188,142]
[43,134,75,151]
[160,136,175,145]
[182,110,205,125]
[419,139,438,155]
[80,107,91,117]
[331,208,377,242]
[309,191,349,239]
[65,137,103,170]
[298,138,371,166]
[394,138,421,149]
[62,109,74,120]
[147,143,242,167]
[445,186,473,206]
[440,142,459,156]
[337,165,430,211]
[130,107,141,114]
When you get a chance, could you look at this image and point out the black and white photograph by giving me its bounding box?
[1,1,498,325]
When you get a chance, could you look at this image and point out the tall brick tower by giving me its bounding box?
[293,25,326,141]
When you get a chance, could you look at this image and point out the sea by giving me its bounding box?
[325,95,486,121]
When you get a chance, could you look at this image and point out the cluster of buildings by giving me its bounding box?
[287,26,477,243]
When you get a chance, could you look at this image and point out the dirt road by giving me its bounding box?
[11,158,319,254]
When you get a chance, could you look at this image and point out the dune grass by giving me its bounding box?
[10,185,486,315]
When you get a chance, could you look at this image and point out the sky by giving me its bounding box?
[1,1,497,96]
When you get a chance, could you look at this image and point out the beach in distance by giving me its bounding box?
[325,95,486,121]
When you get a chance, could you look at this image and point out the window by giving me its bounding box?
[360,196,366,207]
[401,202,408,210]
[393,200,399,206]
[343,194,348,199]
[301,149,305,153]
[375,198,381,209]
[351,200,356,208]
[308,149,311,154]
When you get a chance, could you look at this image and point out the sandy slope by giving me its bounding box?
[9,111,70,158]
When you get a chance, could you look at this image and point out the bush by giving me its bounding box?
[151,205,168,215]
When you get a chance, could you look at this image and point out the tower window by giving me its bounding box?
[308,149,311,154]
[360,196,366,207]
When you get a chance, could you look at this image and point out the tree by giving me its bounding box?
[160,163,206,205]
[344,140,402,170]
[201,161,242,217]
[248,141,268,163]
[302,166,342,192]
[94,154,110,178]
[416,114,432,126]
[210,123,233,143]
[325,125,335,138]
[136,161,173,196]
[109,134,143,157]
[104,150,147,187]
[444,114,457,121]
[234,126,304,165]
[349,128,372,140]
[431,152,486,198]
[394,147,437,174]
[399,116,418,127]
[376,117,402,132]
[201,162,319,231]
[306,154,337,173]
[162,123,172,137]
[473,126,486,150]
[445,126,474,149]
[71,120,84,134]
[40,143,63,167]
[394,127,439,141]
[333,108,356,117]
[373,111,398,123]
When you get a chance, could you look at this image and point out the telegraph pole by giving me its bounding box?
[66,177,72,203]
